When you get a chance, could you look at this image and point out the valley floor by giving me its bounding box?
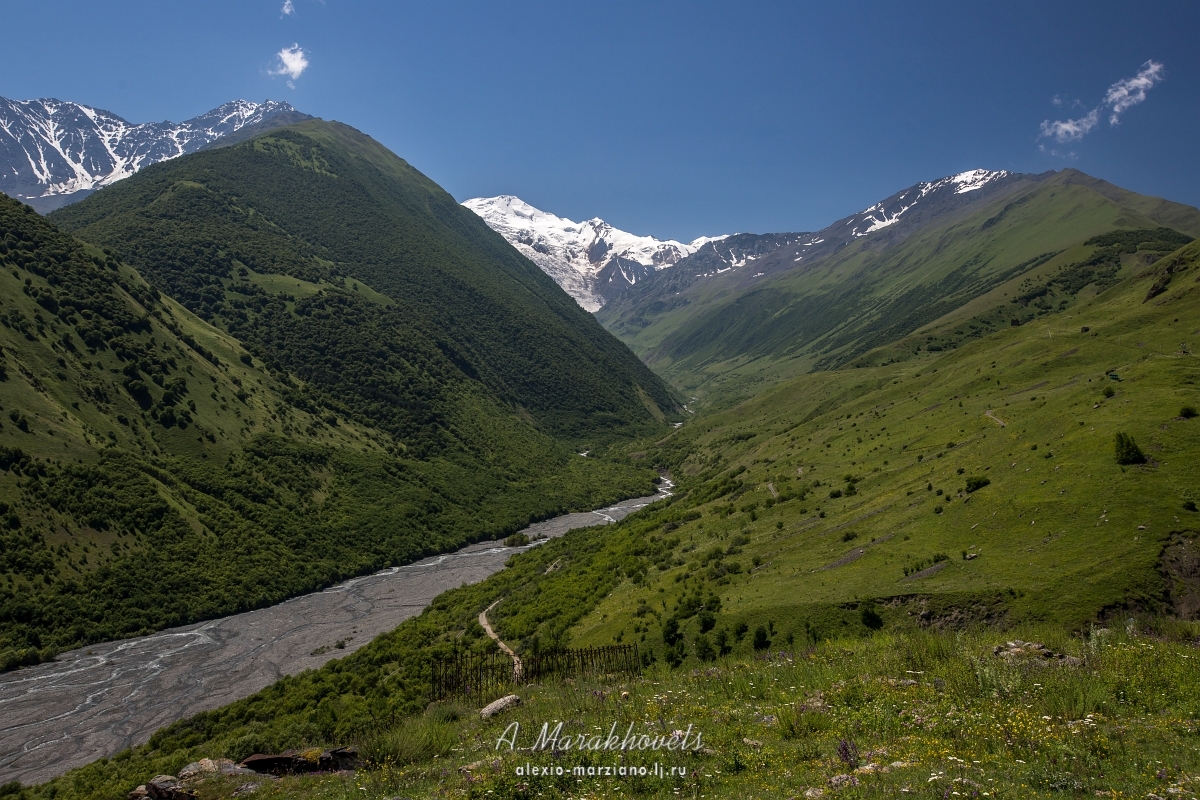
[0,491,669,785]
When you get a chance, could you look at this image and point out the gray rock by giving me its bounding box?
[479,694,521,718]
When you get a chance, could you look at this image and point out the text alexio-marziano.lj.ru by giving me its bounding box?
[495,720,705,777]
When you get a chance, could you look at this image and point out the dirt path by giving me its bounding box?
[479,600,522,680]
[985,409,1007,427]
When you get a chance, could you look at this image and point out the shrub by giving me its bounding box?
[965,476,991,492]
[661,617,681,646]
[504,533,529,547]
[1102,386,1115,398]
[752,625,771,650]
[694,634,716,662]
[860,604,883,630]
[1181,406,1198,419]
[828,489,843,499]
[1114,432,1146,465]
[779,704,832,739]
[1184,500,1198,513]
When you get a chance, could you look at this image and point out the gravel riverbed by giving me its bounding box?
[0,484,670,785]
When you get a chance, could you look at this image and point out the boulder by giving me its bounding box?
[240,753,302,775]
[180,757,257,778]
[240,746,358,775]
[319,746,359,771]
[144,775,196,799]
[479,694,521,719]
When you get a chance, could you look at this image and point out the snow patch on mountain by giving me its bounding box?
[463,195,723,311]
[0,97,304,210]
[848,169,1009,238]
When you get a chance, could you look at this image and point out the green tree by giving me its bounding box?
[1114,432,1146,465]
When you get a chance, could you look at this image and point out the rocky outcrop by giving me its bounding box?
[240,746,359,775]
[127,748,357,799]
[993,640,1082,666]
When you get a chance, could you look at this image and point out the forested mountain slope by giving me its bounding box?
[0,158,663,668]
[597,170,1200,404]
[51,120,679,442]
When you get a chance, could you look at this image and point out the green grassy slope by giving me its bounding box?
[0,191,658,669]
[571,239,1200,655]
[598,171,1200,406]
[50,120,679,442]
[29,212,1200,800]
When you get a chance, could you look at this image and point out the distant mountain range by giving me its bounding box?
[462,195,726,311]
[0,97,310,212]
[596,168,1200,400]
[465,170,1021,310]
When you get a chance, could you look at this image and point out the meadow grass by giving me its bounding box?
[182,620,1200,799]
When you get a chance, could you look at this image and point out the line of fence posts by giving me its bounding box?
[431,644,640,700]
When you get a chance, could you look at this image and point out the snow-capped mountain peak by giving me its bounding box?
[0,96,309,211]
[463,195,723,311]
[846,169,1011,238]
[466,169,1016,310]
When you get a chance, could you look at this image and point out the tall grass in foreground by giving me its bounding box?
[226,619,1200,799]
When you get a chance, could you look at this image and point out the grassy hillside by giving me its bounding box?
[28,207,1200,800]
[50,120,679,443]
[0,190,660,670]
[597,171,1200,406]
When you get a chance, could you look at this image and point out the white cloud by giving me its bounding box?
[1039,60,1164,145]
[1040,108,1099,143]
[1104,60,1164,124]
[270,43,309,87]
[281,0,295,14]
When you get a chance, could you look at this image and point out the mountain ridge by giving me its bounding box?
[594,168,1200,402]
[0,97,310,212]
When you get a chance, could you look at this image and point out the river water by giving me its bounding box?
[0,483,671,785]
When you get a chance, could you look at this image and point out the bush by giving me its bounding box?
[779,704,832,739]
[1181,406,1198,419]
[1184,500,1198,513]
[860,604,883,630]
[1114,432,1147,465]
[752,625,771,651]
[662,617,681,646]
[504,533,529,547]
[694,633,715,662]
[1102,386,1115,398]
[964,476,990,492]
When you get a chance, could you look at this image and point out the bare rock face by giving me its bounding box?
[479,693,522,718]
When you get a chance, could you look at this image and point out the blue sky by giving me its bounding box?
[2,0,1197,241]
